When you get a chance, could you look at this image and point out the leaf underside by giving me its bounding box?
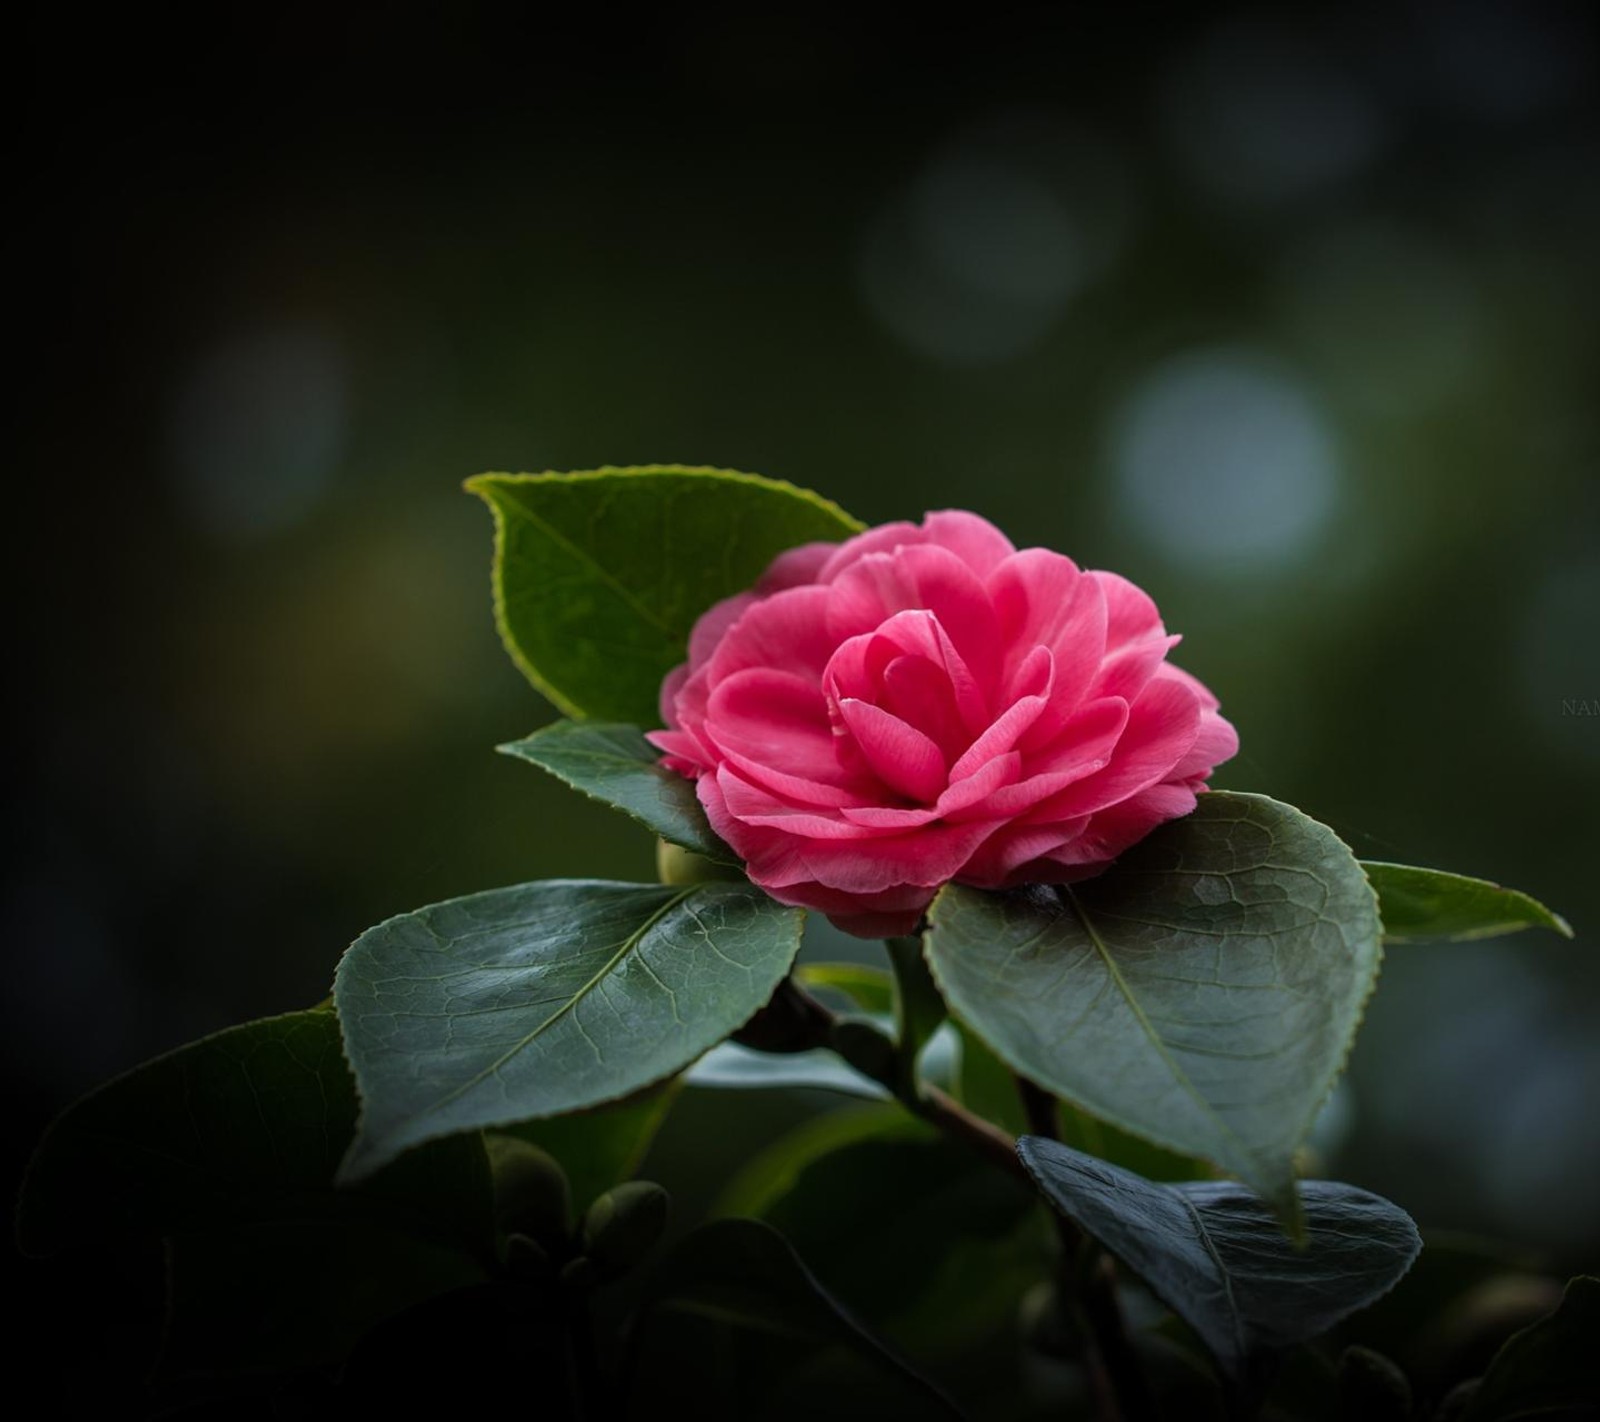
[1019,1136,1422,1379]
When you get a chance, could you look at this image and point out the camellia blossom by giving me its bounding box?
[648,511,1238,937]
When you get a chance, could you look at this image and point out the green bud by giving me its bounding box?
[504,1232,553,1282]
[656,839,746,887]
[489,1138,571,1247]
[1338,1345,1411,1422]
[580,1181,670,1279]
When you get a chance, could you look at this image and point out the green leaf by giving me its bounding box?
[498,719,737,863]
[926,792,1382,1223]
[715,1105,921,1217]
[16,1007,492,1260]
[795,961,895,1015]
[888,935,947,1090]
[755,1129,1043,1337]
[1361,862,1573,943]
[1018,1137,1422,1380]
[628,1216,963,1419]
[492,1081,679,1216]
[951,1024,1209,1180]
[161,1219,485,1378]
[335,879,804,1180]
[468,466,862,725]
[687,1042,890,1099]
[1461,1275,1600,1422]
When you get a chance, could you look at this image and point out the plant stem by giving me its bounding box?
[565,1291,612,1421]
[776,976,1159,1417]
[1015,1073,1158,1422]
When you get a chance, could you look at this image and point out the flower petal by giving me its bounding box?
[835,697,948,803]
[1026,676,1202,821]
[988,550,1107,715]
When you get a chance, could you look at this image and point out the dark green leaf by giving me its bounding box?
[1461,1275,1599,1421]
[715,1105,920,1217]
[754,1131,1043,1341]
[335,879,803,1179]
[1361,862,1572,943]
[628,1217,963,1419]
[888,935,947,1087]
[17,1007,493,1260]
[950,1024,1209,1179]
[927,792,1382,1221]
[498,719,736,863]
[338,1281,571,1412]
[1018,1137,1421,1380]
[468,466,861,725]
[161,1220,485,1378]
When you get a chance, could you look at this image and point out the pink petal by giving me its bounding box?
[987,550,1107,715]
[687,590,758,673]
[704,667,861,802]
[657,662,692,729]
[866,609,988,735]
[1026,676,1202,821]
[1051,782,1200,868]
[716,766,879,836]
[1170,705,1239,780]
[747,817,999,894]
[705,585,838,687]
[920,510,1017,575]
[1088,633,1182,705]
[816,520,927,583]
[1152,660,1224,712]
[936,750,1022,815]
[757,540,838,592]
[825,546,1003,696]
[959,818,1092,886]
[880,654,970,762]
[1091,569,1165,649]
[835,697,949,803]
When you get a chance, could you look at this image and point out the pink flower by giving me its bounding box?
[648,512,1238,937]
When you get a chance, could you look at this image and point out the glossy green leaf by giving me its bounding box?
[927,792,1381,1221]
[1461,1275,1599,1422]
[468,466,861,725]
[628,1217,962,1419]
[1019,1137,1421,1380]
[492,1081,680,1216]
[498,719,737,863]
[1361,862,1572,943]
[336,879,804,1180]
[16,1007,493,1260]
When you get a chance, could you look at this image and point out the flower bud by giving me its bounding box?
[580,1181,670,1280]
[491,1139,571,1247]
[1338,1345,1411,1422]
[655,839,746,887]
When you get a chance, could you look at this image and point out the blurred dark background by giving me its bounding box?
[9,0,1599,1315]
